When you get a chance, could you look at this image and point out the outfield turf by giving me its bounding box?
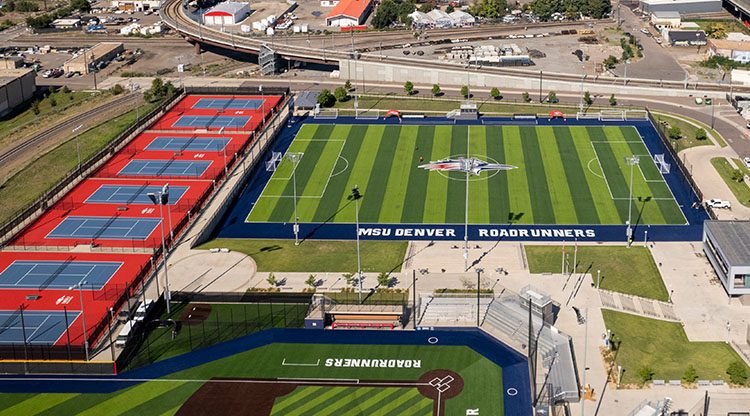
[0,343,504,415]
[247,124,685,226]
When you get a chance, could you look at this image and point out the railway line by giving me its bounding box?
[0,93,141,166]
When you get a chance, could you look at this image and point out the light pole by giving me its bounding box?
[623,59,630,86]
[625,155,640,246]
[70,279,89,361]
[597,269,601,289]
[351,186,362,304]
[148,187,171,314]
[72,124,84,170]
[288,152,302,245]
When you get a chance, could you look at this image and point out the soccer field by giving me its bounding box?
[247,124,686,226]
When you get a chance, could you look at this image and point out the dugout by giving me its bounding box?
[305,295,405,330]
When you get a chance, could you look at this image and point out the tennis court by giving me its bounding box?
[192,98,264,110]
[118,160,212,177]
[145,137,231,152]
[46,217,161,240]
[173,115,251,129]
[85,185,188,205]
[0,310,80,345]
[0,260,121,290]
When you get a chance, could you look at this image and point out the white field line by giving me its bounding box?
[261,139,347,199]
[281,358,320,367]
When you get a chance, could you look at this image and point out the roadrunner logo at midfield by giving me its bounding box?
[418,157,517,175]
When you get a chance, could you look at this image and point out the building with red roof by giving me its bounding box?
[325,0,373,27]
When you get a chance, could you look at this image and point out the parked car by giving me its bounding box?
[744,157,750,168]
[706,199,731,209]
[640,28,649,34]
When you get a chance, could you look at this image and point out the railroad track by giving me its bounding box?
[0,93,141,166]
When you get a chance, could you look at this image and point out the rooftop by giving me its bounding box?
[0,68,34,87]
[642,0,720,4]
[64,42,123,66]
[204,1,250,15]
[326,0,371,19]
[705,220,750,265]
[709,38,750,51]
[651,11,681,18]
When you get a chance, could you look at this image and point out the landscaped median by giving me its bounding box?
[525,245,669,301]
[711,157,750,208]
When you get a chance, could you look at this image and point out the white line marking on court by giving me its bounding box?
[589,142,615,200]
[281,358,320,367]
[586,158,604,179]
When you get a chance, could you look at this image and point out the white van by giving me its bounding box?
[115,321,137,347]
[133,299,154,322]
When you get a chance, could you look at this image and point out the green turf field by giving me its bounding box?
[0,343,503,415]
[247,124,685,225]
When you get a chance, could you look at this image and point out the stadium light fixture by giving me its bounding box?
[624,155,640,247]
[351,186,362,304]
[69,279,89,361]
[148,190,171,314]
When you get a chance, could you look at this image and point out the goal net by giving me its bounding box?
[314,108,339,120]
[355,108,380,120]
[654,154,670,174]
[599,110,625,121]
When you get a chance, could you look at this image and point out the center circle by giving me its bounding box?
[435,154,501,182]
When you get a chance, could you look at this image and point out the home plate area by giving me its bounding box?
[177,370,464,416]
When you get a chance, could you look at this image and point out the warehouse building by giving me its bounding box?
[63,42,124,75]
[111,0,161,11]
[703,221,750,296]
[708,38,750,63]
[639,0,721,14]
[325,0,372,27]
[202,2,252,26]
[0,68,36,118]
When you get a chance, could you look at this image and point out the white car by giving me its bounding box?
[706,199,731,209]
[744,157,750,168]
[640,28,649,34]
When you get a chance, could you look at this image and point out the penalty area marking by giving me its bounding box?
[281,358,320,367]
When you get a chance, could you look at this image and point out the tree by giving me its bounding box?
[343,272,355,287]
[111,84,124,95]
[305,274,317,289]
[695,128,707,141]
[49,96,56,107]
[266,272,278,287]
[547,90,557,103]
[731,168,744,183]
[609,93,617,106]
[682,365,699,383]
[70,0,91,12]
[490,87,501,100]
[431,83,441,96]
[61,85,71,94]
[31,100,40,115]
[149,77,164,98]
[705,23,727,39]
[344,79,352,91]
[522,91,530,102]
[469,0,508,18]
[637,366,655,384]
[404,80,414,95]
[727,361,748,385]
[603,55,618,69]
[460,85,470,98]
[418,0,435,12]
[334,86,349,102]
[446,4,455,12]
[583,91,592,105]
[317,89,336,107]
[668,126,681,140]
[372,0,415,29]
[377,272,392,288]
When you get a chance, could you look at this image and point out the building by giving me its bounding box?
[731,69,750,86]
[325,0,373,27]
[639,0,721,14]
[664,29,706,46]
[408,10,433,28]
[203,2,252,26]
[427,9,453,28]
[0,68,36,118]
[703,221,750,295]
[650,11,680,31]
[0,56,25,69]
[408,9,476,28]
[708,38,750,63]
[63,42,124,75]
[449,10,475,26]
[111,0,161,11]
[320,0,339,6]
[51,18,82,29]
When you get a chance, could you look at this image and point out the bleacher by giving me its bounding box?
[483,295,580,403]
[417,295,494,326]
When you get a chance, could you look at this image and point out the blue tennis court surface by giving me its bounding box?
[86,185,188,205]
[46,216,161,240]
[0,310,79,345]
[118,160,211,177]
[0,260,121,290]
[193,98,263,109]
[173,115,251,129]
[145,137,231,152]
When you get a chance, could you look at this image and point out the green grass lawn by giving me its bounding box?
[271,385,433,415]
[687,19,750,36]
[652,112,726,150]
[0,100,161,224]
[0,343,503,415]
[525,245,669,301]
[711,157,750,207]
[125,302,309,370]
[247,124,684,226]
[199,238,408,273]
[602,309,750,384]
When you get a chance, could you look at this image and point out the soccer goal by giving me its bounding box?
[314,108,339,120]
[355,108,380,120]
[266,151,283,172]
[599,110,626,121]
[654,154,670,174]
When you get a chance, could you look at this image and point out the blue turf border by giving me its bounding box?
[0,328,533,415]
[212,116,709,242]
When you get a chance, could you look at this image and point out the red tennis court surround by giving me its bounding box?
[93,150,229,181]
[119,131,253,157]
[149,95,282,131]
[0,252,151,348]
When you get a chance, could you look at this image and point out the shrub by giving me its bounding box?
[344,79,352,91]
[266,272,278,287]
[727,361,748,385]
[49,96,57,107]
[609,94,617,106]
[431,84,441,97]
[404,80,414,95]
[31,100,40,115]
[490,87,501,100]
[637,366,654,384]
[522,91,530,102]
[460,85,469,98]
[682,365,698,383]
[695,128,707,141]
[111,84,124,95]
[668,126,681,140]
[333,86,348,102]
